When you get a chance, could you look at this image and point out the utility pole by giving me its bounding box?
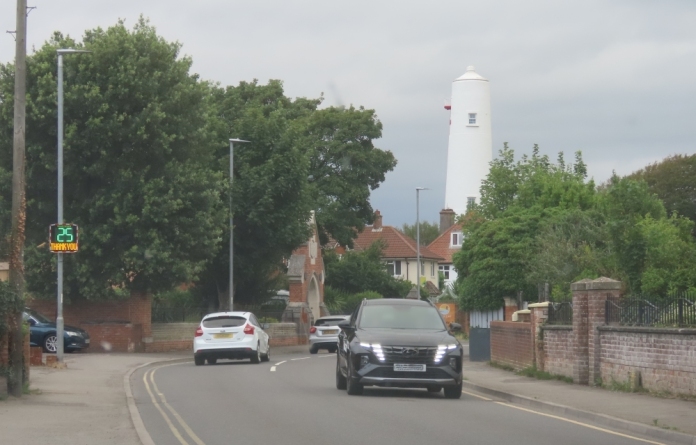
[8,0,28,397]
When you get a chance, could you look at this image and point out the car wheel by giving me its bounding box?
[444,381,463,399]
[427,386,442,393]
[335,359,347,390]
[250,343,261,364]
[346,358,363,396]
[43,334,58,353]
[194,355,205,366]
[309,344,318,354]
[261,344,270,362]
[207,358,217,365]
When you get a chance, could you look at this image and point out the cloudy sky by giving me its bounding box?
[2,1,695,227]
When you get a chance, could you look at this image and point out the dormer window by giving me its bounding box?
[451,232,463,247]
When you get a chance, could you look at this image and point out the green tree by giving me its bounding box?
[0,20,225,300]
[401,221,440,246]
[323,242,411,298]
[629,154,696,228]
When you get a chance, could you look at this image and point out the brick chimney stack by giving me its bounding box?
[439,208,456,233]
[372,210,383,231]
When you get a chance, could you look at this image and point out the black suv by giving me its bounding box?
[336,298,463,399]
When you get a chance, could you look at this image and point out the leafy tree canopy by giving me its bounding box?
[324,242,412,299]
[401,221,440,246]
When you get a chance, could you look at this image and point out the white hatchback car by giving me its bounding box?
[193,312,270,365]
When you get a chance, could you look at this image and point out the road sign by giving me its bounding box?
[49,224,79,253]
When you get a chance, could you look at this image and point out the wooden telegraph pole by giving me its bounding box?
[8,0,27,397]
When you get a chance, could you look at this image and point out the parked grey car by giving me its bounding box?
[309,316,349,354]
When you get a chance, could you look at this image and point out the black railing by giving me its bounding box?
[606,295,696,327]
[547,302,573,325]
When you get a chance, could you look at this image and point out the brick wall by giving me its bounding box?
[28,292,151,353]
[598,327,696,395]
[144,322,308,352]
[542,326,574,379]
[490,321,533,370]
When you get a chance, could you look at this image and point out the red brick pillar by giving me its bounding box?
[572,279,592,385]
[528,302,549,371]
[587,278,621,385]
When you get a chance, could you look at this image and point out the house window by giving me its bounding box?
[451,232,463,247]
[420,261,425,276]
[431,262,435,277]
[468,113,477,125]
[386,260,401,276]
[439,265,450,280]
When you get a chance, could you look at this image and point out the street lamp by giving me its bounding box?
[56,48,90,363]
[228,138,250,312]
[416,187,428,298]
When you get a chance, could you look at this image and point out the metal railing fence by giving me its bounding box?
[606,294,696,327]
[547,301,573,325]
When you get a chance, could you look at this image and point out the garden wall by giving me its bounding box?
[542,326,574,379]
[490,321,533,370]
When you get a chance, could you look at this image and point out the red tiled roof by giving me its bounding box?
[353,225,443,261]
[427,223,463,264]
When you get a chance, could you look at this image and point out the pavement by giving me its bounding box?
[0,344,694,445]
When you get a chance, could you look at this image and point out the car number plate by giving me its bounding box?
[85,339,90,344]
[394,364,426,372]
[323,330,338,335]
[213,333,234,339]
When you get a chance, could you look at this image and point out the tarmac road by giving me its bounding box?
[131,350,678,445]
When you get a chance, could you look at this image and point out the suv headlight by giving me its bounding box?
[359,343,385,362]
[65,330,79,337]
[434,344,457,363]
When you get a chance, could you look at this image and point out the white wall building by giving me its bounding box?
[444,66,492,216]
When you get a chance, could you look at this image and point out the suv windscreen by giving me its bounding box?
[359,305,446,330]
[202,316,246,328]
[25,309,51,324]
[314,318,346,326]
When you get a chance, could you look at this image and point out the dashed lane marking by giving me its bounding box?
[270,366,277,372]
[291,357,311,361]
[274,361,287,366]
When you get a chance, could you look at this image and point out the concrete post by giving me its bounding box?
[528,302,549,371]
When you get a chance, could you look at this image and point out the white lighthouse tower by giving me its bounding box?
[444,66,492,216]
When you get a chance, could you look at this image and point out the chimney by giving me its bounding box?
[439,208,456,234]
[372,210,383,231]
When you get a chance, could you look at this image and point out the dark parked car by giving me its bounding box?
[336,298,463,399]
[24,308,90,353]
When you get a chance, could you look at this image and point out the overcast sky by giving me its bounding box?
[2,1,695,227]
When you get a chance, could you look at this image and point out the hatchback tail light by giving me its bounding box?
[309,327,317,334]
[243,324,255,335]
[194,326,203,337]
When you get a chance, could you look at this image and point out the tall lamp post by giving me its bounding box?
[56,48,90,363]
[415,187,428,298]
[228,138,250,312]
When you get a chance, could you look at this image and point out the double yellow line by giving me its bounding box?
[142,363,207,445]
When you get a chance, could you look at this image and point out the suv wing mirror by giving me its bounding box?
[449,322,462,332]
[338,320,355,332]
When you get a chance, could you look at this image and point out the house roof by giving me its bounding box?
[353,225,443,261]
[427,223,463,264]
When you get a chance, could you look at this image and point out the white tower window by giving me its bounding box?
[451,232,463,247]
[468,113,477,125]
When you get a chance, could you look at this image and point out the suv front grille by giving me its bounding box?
[366,367,451,380]
[381,346,437,364]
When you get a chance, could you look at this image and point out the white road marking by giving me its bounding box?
[494,402,665,445]
[291,357,310,361]
[270,366,276,372]
[274,361,287,366]
[461,389,491,401]
[318,354,336,358]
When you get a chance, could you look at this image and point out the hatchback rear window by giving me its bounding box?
[314,318,347,326]
[203,316,246,328]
